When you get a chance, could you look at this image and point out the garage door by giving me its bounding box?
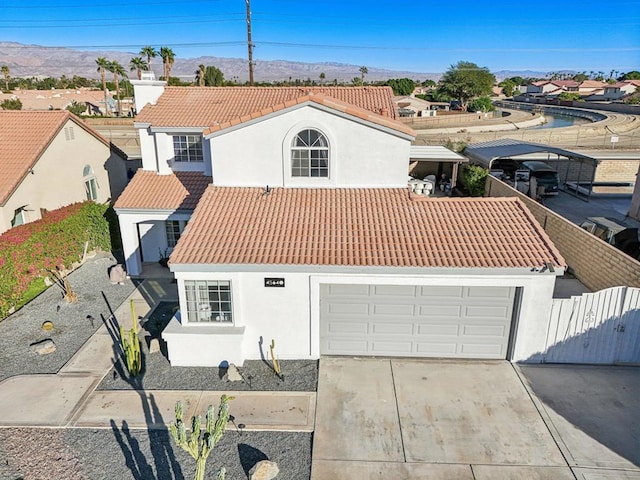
[320,284,517,359]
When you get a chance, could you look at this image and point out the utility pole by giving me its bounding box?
[246,0,254,85]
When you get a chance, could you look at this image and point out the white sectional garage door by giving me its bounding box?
[320,284,516,359]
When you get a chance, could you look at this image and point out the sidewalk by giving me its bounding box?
[0,278,315,433]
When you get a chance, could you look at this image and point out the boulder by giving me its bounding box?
[223,363,243,382]
[249,460,279,480]
[31,339,56,355]
[109,264,127,284]
[148,337,160,354]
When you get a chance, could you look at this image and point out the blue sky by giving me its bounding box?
[1,0,638,75]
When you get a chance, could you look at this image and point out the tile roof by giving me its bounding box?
[170,187,565,269]
[136,86,400,128]
[203,93,415,137]
[113,171,212,210]
[0,110,113,206]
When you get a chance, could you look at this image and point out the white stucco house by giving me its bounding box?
[114,79,566,367]
[0,110,128,233]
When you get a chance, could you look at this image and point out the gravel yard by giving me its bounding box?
[0,260,316,480]
[0,253,136,383]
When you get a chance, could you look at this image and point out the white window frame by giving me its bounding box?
[11,207,27,227]
[173,135,204,163]
[165,220,182,248]
[83,164,98,201]
[291,129,329,178]
[184,280,233,324]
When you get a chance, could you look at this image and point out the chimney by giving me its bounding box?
[131,73,166,113]
[380,107,389,117]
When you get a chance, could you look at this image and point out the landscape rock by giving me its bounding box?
[109,264,127,285]
[249,460,279,480]
[30,339,56,355]
[148,338,160,354]
[223,363,243,382]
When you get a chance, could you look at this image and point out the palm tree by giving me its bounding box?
[129,57,148,80]
[160,47,175,81]
[319,72,326,86]
[106,60,127,116]
[95,57,110,115]
[1,65,10,91]
[139,46,158,73]
[195,64,206,87]
[359,66,368,83]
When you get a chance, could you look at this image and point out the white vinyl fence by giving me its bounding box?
[542,287,640,364]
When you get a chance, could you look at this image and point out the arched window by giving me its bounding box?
[291,129,329,177]
[83,164,98,201]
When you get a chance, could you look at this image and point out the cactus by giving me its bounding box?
[119,299,141,376]
[270,339,281,377]
[170,395,233,480]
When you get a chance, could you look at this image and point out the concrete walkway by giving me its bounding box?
[311,358,640,480]
[0,278,315,433]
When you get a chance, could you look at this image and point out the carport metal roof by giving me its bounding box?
[410,145,467,162]
[463,139,600,201]
[463,139,599,167]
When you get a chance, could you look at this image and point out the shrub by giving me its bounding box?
[461,164,488,197]
[0,201,114,319]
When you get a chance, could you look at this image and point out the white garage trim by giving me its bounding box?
[319,284,518,359]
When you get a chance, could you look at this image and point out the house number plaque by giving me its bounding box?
[264,278,285,287]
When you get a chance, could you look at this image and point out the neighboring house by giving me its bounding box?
[0,110,129,233]
[115,80,566,367]
[526,80,579,95]
[601,80,640,101]
[0,88,111,114]
[394,95,447,117]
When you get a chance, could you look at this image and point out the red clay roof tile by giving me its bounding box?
[170,187,565,269]
[0,110,113,205]
[113,171,211,210]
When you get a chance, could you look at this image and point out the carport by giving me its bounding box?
[464,139,599,200]
[409,145,467,189]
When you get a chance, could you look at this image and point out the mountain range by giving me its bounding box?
[0,41,548,83]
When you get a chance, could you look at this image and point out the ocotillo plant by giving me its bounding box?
[270,339,282,377]
[170,395,234,480]
[119,299,141,376]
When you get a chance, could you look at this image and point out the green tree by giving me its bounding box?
[620,71,640,80]
[319,72,326,85]
[129,57,148,80]
[468,96,495,112]
[1,98,22,110]
[499,79,516,97]
[461,164,488,197]
[572,72,588,82]
[66,100,86,116]
[204,65,224,86]
[139,46,158,72]
[352,76,363,86]
[1,65,10,92]
[359,66,368,83]
[95,57,110,116]
[438,61,495,109]
[422,79,437,87]
[160,46,176,81]
[106,60,127,115]
[387,78,416,96]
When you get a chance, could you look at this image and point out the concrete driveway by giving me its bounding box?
[311,358,640,480]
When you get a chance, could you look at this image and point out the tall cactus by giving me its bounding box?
[119,299,141,376]
[170,395,233,480]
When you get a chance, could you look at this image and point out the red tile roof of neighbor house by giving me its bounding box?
[202,93,415,137]
[113,170,212,210]
[0,110,114,206]
[136,86,402,128]
[169,187,566,269]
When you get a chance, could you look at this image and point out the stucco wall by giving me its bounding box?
[0,119,127,233]
[486,176,640,290]
[167,268,558,365]
[207,106,411,188]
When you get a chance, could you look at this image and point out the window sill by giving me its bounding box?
[163,316,245,335]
